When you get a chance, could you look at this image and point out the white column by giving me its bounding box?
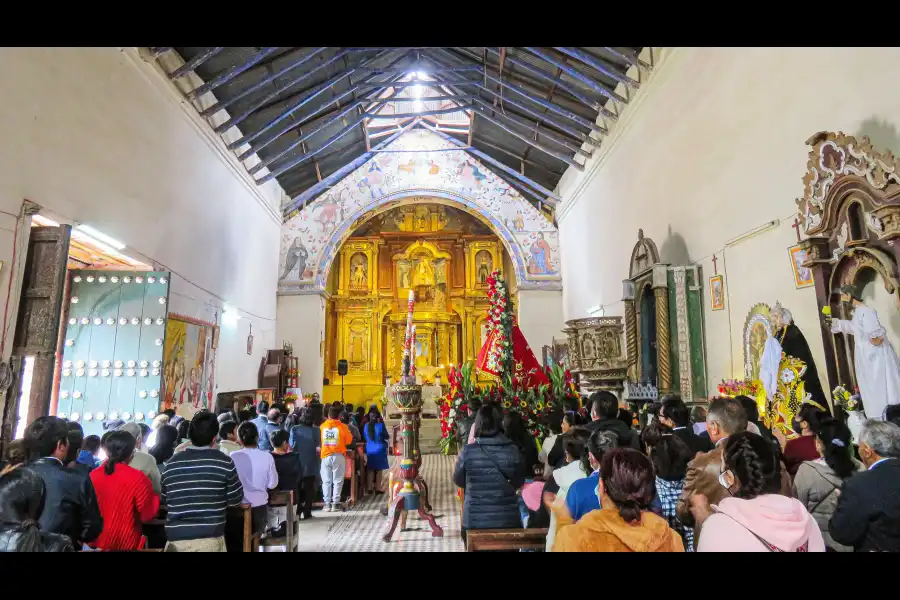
[276,293,326,397]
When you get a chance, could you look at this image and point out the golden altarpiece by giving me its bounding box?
[322,203,507,404]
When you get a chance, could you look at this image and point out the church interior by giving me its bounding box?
[2,46,900,552]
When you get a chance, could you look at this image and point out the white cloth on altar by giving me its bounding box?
[831,304,900,421]
[759,334,783,400]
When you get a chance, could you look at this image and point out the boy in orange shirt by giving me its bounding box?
[320,405,354,512]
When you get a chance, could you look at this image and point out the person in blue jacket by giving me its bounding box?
[363,406,390,494]
[566,429,617,521]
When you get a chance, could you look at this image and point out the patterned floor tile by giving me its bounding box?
[322,454,464,552]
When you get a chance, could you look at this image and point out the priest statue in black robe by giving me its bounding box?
[759,302,828,433]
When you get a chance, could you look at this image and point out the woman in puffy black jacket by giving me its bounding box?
[0,467,74,552]
[453,405,526,546]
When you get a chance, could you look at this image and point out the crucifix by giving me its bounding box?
[711,254,718,275]
[791,217,802,243]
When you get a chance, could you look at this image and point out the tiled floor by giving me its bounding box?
[275,455,463,553]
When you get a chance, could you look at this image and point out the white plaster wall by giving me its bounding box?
[557,47,900,389]
[517,290,566,356]
[0,47,281,414]
[276,294,326,397]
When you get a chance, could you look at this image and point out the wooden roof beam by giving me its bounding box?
[429,48,609,131]
[230,50,406,152]
[187,47,282,101]
[523,47,627,104]
[554,47,639,89]
[470,99,590,158]
[200,47,328,117]
[168,47,223,80]
[214,49,390,134]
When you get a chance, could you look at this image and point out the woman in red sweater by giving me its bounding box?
[90,430,160,550]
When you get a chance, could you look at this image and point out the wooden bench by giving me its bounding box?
[260,490,299,552]
[465,529,549,552]
[312,448,361,509]
[226,503,262,552]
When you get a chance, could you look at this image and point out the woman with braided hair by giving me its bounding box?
[691,431,824,552]
[792,418,863,551]
[551,448,685,552]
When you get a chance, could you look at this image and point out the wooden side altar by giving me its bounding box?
[794,131,900,400]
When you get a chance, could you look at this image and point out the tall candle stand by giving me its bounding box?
[382,294,443,542]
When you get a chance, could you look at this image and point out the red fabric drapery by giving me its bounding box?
[477,323,548,388]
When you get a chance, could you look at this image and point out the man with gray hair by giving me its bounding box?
[829,419,900,552]
[119,422,162,495]
[676,397,793,537]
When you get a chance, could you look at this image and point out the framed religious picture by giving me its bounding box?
[542,345,552,369]
[788,244,815,289]
[709,274,725,311]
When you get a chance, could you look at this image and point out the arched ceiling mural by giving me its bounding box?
[279,128,560,293]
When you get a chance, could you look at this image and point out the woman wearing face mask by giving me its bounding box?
[781,403,829,477]
[690,431,825,552]
[792,418,863,551]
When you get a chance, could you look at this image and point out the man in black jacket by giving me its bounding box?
[829,419,900,552]
[657,395,713,456]
[24,416,103,546]
[584,392,639,450]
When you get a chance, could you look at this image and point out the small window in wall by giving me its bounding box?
[14,356,35,440]
[848,202,865,241]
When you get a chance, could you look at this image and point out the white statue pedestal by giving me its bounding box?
[421,385,442,417]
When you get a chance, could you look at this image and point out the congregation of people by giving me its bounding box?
[453,392,900,552]
[0,395,391,552]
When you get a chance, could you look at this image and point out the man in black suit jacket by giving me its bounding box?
[24,416,103,546]
[829,420,900,552]
[658,395,713,456]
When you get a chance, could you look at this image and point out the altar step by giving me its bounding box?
[386,417,445,455]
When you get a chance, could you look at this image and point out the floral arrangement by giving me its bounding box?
[284,392,298,403]
[717,379,762,397]
[483,269,514,378]
[832,385,859,412]
[438,362,478,454]
[438,269,577,454]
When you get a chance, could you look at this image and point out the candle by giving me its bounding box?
[409,324,416,378]
[401,289,415,378]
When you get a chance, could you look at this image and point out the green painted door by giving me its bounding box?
[58,271,170,437]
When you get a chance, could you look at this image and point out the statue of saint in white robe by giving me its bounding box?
[831,304,900,421]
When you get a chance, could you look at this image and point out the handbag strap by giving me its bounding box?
[475,441,514,489]
[806,470,839,516]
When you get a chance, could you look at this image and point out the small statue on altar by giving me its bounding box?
[759,302,828,433]
[827,285,900,421]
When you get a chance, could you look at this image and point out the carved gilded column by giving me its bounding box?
[652,265,672,392]
[622,280,637,380]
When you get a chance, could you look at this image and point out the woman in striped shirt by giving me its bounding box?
[90,430,160,550]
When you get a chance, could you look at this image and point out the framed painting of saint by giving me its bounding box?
[709,274,725,311]
[788,244,814,289]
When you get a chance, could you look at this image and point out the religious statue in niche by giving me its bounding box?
[350,253,368,289]
[476,250,492,285]
[398,260,411,289]
[827,285,900,420]
[416,211,429,232]
[348,321,368,367]
[413,256,435,287]
[582,334,596,359]
[759,302,827,434]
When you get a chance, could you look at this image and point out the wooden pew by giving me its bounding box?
[226,503,262,552]
[260,490,299,552]
[465,528,549,552]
